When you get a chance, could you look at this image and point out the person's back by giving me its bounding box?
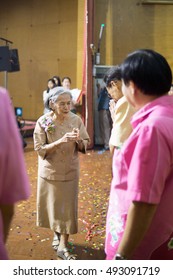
[98,87,110,111]
[97,86,112,151]
[123,95,173,259]
[0,87,30,259]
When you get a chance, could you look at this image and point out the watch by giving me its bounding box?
[115,253,127,260]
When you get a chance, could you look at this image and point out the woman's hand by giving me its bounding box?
[44,128,83,155]
[61,128,79,143]
[72,128,84,144]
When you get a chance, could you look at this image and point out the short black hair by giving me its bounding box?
[121,49,172,96]
[103,65,121,87]
[52,76,61,86]
[47,78,56,93]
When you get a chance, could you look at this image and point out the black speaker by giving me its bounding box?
[0,46,11,72]
[8,49,20,72]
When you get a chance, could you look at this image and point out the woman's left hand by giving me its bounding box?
[72,128,83,144]
[62,131,79,142]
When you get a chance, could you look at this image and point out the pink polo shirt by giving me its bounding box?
[105,94,173,260]
[0,87,30,259]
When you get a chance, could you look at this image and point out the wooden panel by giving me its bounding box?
[1,0,173,120]
[76,0,85,89]
[0,0,78,120]
[94,0,173,69]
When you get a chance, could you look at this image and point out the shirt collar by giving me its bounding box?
[131,94,173,128]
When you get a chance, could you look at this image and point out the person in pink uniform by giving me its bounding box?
[105,49,173,260]
[0,87,30,260]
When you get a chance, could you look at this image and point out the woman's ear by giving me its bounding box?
[129,81,137,96]
[49,100,54,111]
[110,81,117,88]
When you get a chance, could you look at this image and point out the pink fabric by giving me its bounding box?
[105,95,173,260]
[0,87,30,259]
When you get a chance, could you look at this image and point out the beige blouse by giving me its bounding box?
[109,96,136,148]
[34,111,90,181]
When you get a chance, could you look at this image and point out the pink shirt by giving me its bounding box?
[105,95,173,260]
[0,87,30,259]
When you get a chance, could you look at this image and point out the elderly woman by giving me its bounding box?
[33,88,90,260]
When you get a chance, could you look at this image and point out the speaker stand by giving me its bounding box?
[4,71,8,89]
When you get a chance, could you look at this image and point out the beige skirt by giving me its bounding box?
[37,176,78,234]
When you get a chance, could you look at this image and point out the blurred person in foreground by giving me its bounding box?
[0,87,30,260]
[105,49,173,260]
[33,88,90,260]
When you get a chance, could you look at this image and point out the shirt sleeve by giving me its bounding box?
[109,100,133,147]
[125,125,171,204]
[33,119,47,159]
[77,117,90,153]
[43,90,48,102]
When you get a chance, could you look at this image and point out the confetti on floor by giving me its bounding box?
[6,138,112,260]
